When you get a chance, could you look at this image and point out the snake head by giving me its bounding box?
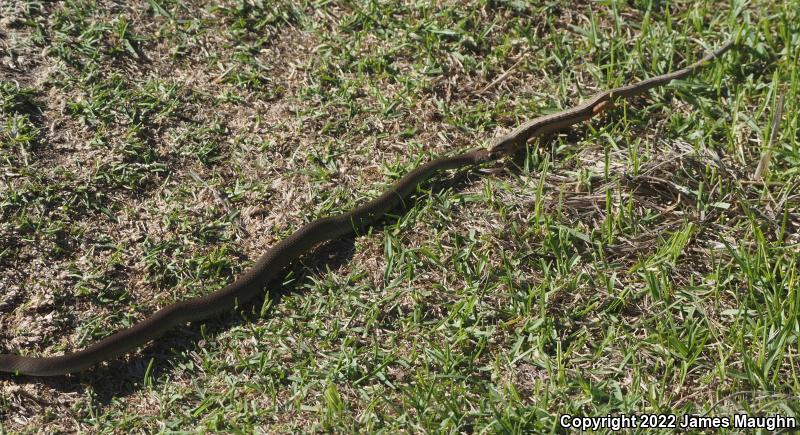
[487,134,518,159]
[592,96,615,115]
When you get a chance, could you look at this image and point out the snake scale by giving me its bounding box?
[0,40,733,376]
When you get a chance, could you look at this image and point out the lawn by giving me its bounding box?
[0,0,798,432]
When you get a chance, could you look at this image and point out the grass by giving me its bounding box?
[1,0,799,432]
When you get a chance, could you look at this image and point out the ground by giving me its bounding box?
[0,0,798,432]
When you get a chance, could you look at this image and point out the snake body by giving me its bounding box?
[0,40,732,376]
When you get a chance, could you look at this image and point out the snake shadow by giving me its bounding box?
[0,162,487,407]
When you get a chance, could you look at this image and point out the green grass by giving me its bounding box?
[1,0,799,432]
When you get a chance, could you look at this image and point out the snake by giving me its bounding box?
[0,39,733,376]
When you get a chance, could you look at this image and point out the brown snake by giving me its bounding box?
[0,40,733,376]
